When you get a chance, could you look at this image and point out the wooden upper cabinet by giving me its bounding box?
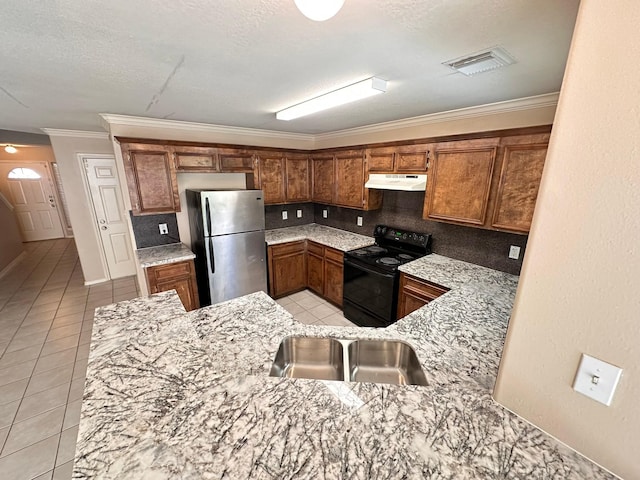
[366,144,432,173]
[258,154,286,204]
[172,145,218,172]
[285,155,311,202]
[120,142,180,215]
[219,148,256,173]
[424,138,499,226]
[491,135,549,233]
[311,155,335,204]
[335,150,365,208]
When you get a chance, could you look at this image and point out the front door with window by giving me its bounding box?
[0,162,65,241]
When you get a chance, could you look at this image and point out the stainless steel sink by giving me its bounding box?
[347,339,428,386]
[269,336,344,381]
[269,336,427,386]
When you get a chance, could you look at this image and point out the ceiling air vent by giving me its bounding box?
[444,47,516,76]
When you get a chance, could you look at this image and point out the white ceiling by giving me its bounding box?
[0,0,579,135]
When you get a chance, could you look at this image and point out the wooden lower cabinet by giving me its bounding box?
[268,240,343,307]
[397,273,449,319]
[145,260,200,311]
[267,241,307,298]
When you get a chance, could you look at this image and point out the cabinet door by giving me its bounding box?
[122,143,180,214]
[156,277,197,311]
[396,144,432,172]
[491,143,548,233]
[285,155,311,202]
[424,140,498,226]
[366,147,395,172]
[219,148,255,173]
[323,247,343,307]
[311,156,335,204]
[335,151,365,208]
[268,242,307,298]
[307,241,324,296]
[146,260,200,311]
[173,146,218,172]
[259,155,286,204]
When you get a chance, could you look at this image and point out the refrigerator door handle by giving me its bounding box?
[208,237,215,274]
[205,198,212,238]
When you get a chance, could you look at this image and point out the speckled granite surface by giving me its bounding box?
[136,242,195,268]
[265,223,373,251]
[75,256,615,479]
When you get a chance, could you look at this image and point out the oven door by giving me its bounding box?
[343,257,399,327]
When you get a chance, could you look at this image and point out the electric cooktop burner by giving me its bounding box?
[368,246,386,254]
[398,253,414,260]
[377,257,400,265]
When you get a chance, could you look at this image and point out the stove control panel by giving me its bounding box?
[374,225,432,251]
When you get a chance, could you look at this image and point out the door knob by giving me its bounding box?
[101,226,107,230]
[99,219,106,224]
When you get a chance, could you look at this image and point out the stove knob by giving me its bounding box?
[419,235,425,242]
[402,233,407,239]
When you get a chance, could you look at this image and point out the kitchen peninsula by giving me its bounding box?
[74,249,614,478]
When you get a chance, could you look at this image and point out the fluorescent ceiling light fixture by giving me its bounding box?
[294,0,345,21]
[4,145,18,154]
[276,77,387,121]
[444,47,516,76]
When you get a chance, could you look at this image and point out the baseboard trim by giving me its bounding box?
[84,277,110,286]
[0,251,26,279]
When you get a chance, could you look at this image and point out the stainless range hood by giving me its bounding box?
[365,173,427,191]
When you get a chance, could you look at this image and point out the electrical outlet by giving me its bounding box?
[322,209,328,218]
[357,216,363,226]
[281,211,288,220]
[159,223,168,235]
[296,209,303,218]
[573,354,623,406]
[509,245,521,260]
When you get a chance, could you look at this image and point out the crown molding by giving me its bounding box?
[41,128,109,139]
[314,92,559,143]
[99,114,316,143]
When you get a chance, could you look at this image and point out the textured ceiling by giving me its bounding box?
[0,0,579,134]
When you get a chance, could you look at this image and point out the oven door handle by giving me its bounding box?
[344,258,397,278]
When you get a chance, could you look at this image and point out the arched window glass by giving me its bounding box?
[8,168,41,179]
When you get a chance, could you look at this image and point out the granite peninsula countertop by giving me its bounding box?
[75,255,614,479]
[136,242,195,268]
[265,223,373,251]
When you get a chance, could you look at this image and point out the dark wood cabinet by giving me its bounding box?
[311,155,335,204]
[285,155,311,202]
[219,148,255,173]
[120,142,180,215]
[173,145,218,172]
[323,247,343,307]
[267,241,307,298]
[146,260,200,311]
[491,135,549,233]
[258,154,286,204]
[397,273,448,319]
[423,138,500,226]
[366,144,432,173]
[306,241,324,296]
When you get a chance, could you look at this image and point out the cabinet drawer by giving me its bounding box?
[270,241,306,257]
[306,241,324,256]
[403,275,449,299]
[324,247,343,263]
[147,261,192,282]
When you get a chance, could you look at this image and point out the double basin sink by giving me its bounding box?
[269,336,427,386]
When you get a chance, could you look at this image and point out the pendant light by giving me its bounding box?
[294,0,345,21]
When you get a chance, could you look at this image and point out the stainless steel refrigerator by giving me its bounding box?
[186,189,267,306]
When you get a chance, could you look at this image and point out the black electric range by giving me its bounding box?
[343,225,432,327]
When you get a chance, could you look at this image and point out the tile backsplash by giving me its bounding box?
[130,212,180,248]
[313,191,527,275]
[265,203,315,230]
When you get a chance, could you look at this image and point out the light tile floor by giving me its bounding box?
[0,240,354,479]
[0,239,139,480]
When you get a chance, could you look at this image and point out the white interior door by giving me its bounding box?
[0,162,65,241]
[83,156,136,279]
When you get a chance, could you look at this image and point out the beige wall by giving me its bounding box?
[0,192,24,275]
[47,134,115,284]
[494,2,640,479]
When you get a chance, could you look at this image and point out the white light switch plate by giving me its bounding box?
[281,211,288,220]
[509,245,521,259]
[322,209,328,218]
[158,223,168,235]
[573,353,622,406]
[296,209,302,218]
[357,216,363,226]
